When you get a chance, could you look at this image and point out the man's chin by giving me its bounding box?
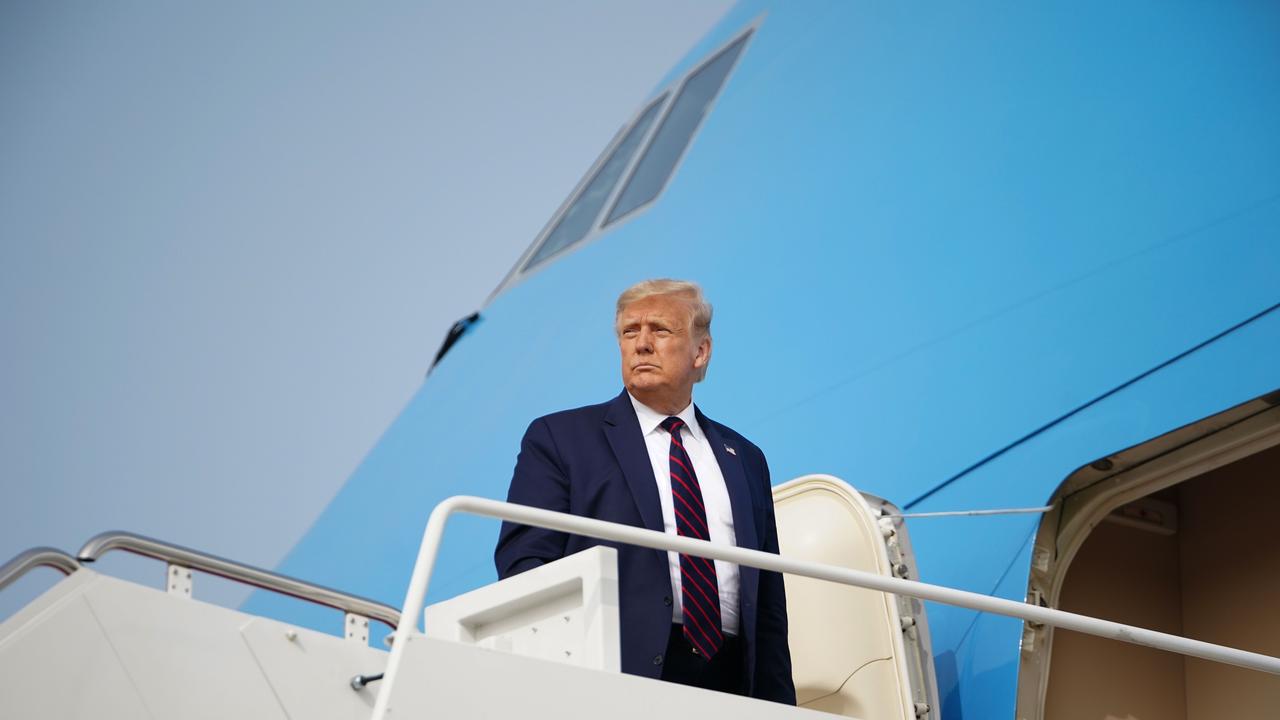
[626,377,664,394]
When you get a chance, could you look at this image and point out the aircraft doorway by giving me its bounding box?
[1017,391,1280,720]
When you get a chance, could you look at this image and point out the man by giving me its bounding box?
[494,279,795,704]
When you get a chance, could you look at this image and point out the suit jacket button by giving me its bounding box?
[653,654,663,665]
[663,596,672,607]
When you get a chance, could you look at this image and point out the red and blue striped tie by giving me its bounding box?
[661,416,723,658]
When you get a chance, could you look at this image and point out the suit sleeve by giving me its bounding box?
[753,452,798,704]
[494,417,572,578]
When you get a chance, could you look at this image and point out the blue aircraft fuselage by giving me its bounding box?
[248,2,1280,717]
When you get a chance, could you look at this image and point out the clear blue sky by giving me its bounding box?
[0,1,731,617]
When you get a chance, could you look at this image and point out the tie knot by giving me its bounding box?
[660,416,684,435]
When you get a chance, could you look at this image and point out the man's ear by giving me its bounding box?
[694,335,712,369]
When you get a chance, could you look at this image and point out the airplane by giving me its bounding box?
[3,2,1278,718]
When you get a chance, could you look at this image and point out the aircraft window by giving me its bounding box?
[523,94,668,271]
[604,31,751,226]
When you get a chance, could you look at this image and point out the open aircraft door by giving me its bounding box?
[774,475,940,719]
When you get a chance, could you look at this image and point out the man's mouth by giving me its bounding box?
[632,363,659,371]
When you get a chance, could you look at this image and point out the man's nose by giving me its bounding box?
[635,329,654,352]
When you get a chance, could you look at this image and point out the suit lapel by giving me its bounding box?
[697,407,759,552]
[603,391,665,533]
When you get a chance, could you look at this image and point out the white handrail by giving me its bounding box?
[371,495,1280,719]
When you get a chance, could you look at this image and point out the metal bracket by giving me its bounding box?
[345,612,369,644]
[167,563,193,598]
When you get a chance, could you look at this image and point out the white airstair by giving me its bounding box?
[0,537,393,719]
[3,476,1277,719]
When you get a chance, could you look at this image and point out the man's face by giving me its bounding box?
[617,293,710,406]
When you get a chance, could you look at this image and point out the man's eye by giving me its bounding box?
[623,329,638,337]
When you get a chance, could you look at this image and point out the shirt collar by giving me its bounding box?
[627,392,702,442]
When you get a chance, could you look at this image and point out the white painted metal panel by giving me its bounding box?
[383,634,851,719]
[240,617,386,719]
[424,545,620,671]
[81,574,290,719]
[0,569,388,720]
[0,571,153,719]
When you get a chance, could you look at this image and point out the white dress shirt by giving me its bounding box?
[628,393,740,636]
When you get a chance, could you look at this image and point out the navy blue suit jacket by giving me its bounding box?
[494,391,795,704]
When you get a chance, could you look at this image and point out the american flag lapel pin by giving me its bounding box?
[725,445,737,455]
